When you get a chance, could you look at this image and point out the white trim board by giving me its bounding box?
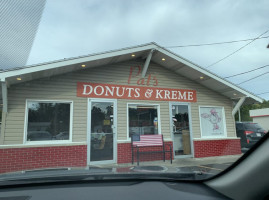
[0,142,86,149]
[0,43,156,81]
[156,47,262,103]
[199,106,228,139]
[126,102,161,141]
[87,98,117,165]
[169,102,194,158]
[0,42,263,103]
[24,99,74,145]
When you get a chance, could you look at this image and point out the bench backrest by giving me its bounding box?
[132,135,163,147]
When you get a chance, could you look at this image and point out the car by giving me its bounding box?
[0,133,269,200]
[55,131,69,140]
[236,122,267,149]
[27,131,52,141]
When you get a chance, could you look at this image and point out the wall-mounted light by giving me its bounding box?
[131,54,135,57]
[16,77,22,81]
[81,64,86,68]
[162,58,165,61]
[200,76,204,80]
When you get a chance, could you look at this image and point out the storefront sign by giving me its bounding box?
[77,82,197,102]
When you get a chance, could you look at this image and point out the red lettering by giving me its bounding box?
[153,76,158,86]
[146,74,151,86]
[127,66,158,86]
[137,78,145,85]
[128,66,141,84]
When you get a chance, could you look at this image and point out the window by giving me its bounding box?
[128,104,159,138]
[200,106,227,138]
[244,123,264,131]
[25,101,72,142]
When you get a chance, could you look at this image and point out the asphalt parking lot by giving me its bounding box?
[176,162,234,176]
[0,155,241,181]
[99,154,242,178]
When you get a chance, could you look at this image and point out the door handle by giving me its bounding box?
[111,125,116,134]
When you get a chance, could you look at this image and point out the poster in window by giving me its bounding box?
[200,107,225,137]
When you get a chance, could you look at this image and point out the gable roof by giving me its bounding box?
[0,42,263,104]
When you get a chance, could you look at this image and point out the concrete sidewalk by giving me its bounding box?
[94,154,243,169]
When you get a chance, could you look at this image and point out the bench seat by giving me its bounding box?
[131,134,172,166]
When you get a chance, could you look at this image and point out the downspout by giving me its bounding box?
[141,49,155,78]
[238,107,241,122]
[0,81,8,145]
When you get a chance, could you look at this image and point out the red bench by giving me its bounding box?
[131,134,172,166]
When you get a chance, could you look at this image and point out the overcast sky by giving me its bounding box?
[25,0,269,100]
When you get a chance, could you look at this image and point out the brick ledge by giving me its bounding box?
[0,142,86,149]
[193,137,240,141]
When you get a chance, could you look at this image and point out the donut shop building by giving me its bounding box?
[0,43,262,173]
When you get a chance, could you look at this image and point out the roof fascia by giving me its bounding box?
[0,42,263,103]
[155,46,263,103]
[0,43,157,81]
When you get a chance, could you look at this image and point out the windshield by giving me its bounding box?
[0,0,268,184]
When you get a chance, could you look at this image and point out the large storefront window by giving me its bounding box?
[128,104,159,138]
[26,101,72,142]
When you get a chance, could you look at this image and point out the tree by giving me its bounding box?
[235,100,269,122]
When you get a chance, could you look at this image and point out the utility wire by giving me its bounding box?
[206,30,269,69]
[256,91,269,95]
[238,71,269,85]
[225,64,269,78]
[165,36,269,48]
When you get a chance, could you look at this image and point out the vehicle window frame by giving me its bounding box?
[243,123,264,131]
[24,99,73,145]
[236,123,243,130]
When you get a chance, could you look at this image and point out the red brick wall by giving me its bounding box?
[117,141,173,164]
[193,139,241,158]
[0,145,87,174]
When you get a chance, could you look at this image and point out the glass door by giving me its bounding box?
[171,103,192,157]
[89,99,116,163]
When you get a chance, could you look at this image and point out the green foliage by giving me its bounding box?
[28,103,70,135]
[235,100,269,122]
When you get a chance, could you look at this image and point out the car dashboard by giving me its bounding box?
[0,180,230,200]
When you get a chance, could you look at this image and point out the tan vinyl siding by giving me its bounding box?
[1,59,236,145]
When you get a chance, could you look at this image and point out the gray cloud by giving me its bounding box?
[24,0,269,99]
